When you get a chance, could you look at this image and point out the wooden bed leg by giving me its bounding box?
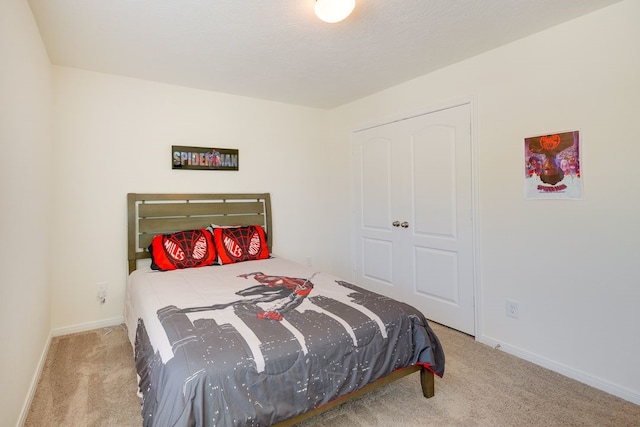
[420,366,435,398]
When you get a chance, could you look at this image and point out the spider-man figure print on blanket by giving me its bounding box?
[176,271,315,320]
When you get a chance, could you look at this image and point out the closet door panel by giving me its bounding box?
[414,247,459,304]
[353,133,400,295]
[361,137,392,230]
[412,125,457,238]
[361,238,393,285]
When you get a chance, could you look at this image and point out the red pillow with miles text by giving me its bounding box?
[149,229,216,271]
[213,226,269,264]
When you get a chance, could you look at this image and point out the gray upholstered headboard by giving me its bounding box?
[127,193,272,273]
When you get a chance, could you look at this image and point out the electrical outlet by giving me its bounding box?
[506,300,519,319]
[96,282,107,302]
[305,257,312,267]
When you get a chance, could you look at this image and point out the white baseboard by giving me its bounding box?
[478,334,640,405]
[17,331,51,427]
[51,316,125,337]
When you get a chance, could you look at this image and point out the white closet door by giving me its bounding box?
[352,103,475,335]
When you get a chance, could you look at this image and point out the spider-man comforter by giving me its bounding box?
[125,257,444,427]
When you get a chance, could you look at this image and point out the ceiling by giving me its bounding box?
[28,0,621,109]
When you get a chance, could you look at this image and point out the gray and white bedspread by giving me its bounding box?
[125,257,445,427]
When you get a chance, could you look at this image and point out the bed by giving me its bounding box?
[125,193,445,426]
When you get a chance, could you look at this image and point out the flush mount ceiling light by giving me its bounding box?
[314,0,356,23]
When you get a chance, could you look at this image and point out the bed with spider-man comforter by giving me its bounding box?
[124,256,445,427]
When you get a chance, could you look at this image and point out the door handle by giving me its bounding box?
[392,221,400,227]
[401,221,409,228]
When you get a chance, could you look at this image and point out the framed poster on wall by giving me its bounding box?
[172,145,239,171]
[524,131,582,199]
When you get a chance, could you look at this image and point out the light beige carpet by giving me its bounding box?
[25,323,639,427]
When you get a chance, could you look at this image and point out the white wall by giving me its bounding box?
[331,0,640,403]
[49,67,339,331]
[0,0,53,425]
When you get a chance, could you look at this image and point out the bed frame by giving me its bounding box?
[127,193,273,274]
[127,192,435,425]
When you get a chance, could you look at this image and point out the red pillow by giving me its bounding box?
[149,229,217,271]
[213,225,269,264]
